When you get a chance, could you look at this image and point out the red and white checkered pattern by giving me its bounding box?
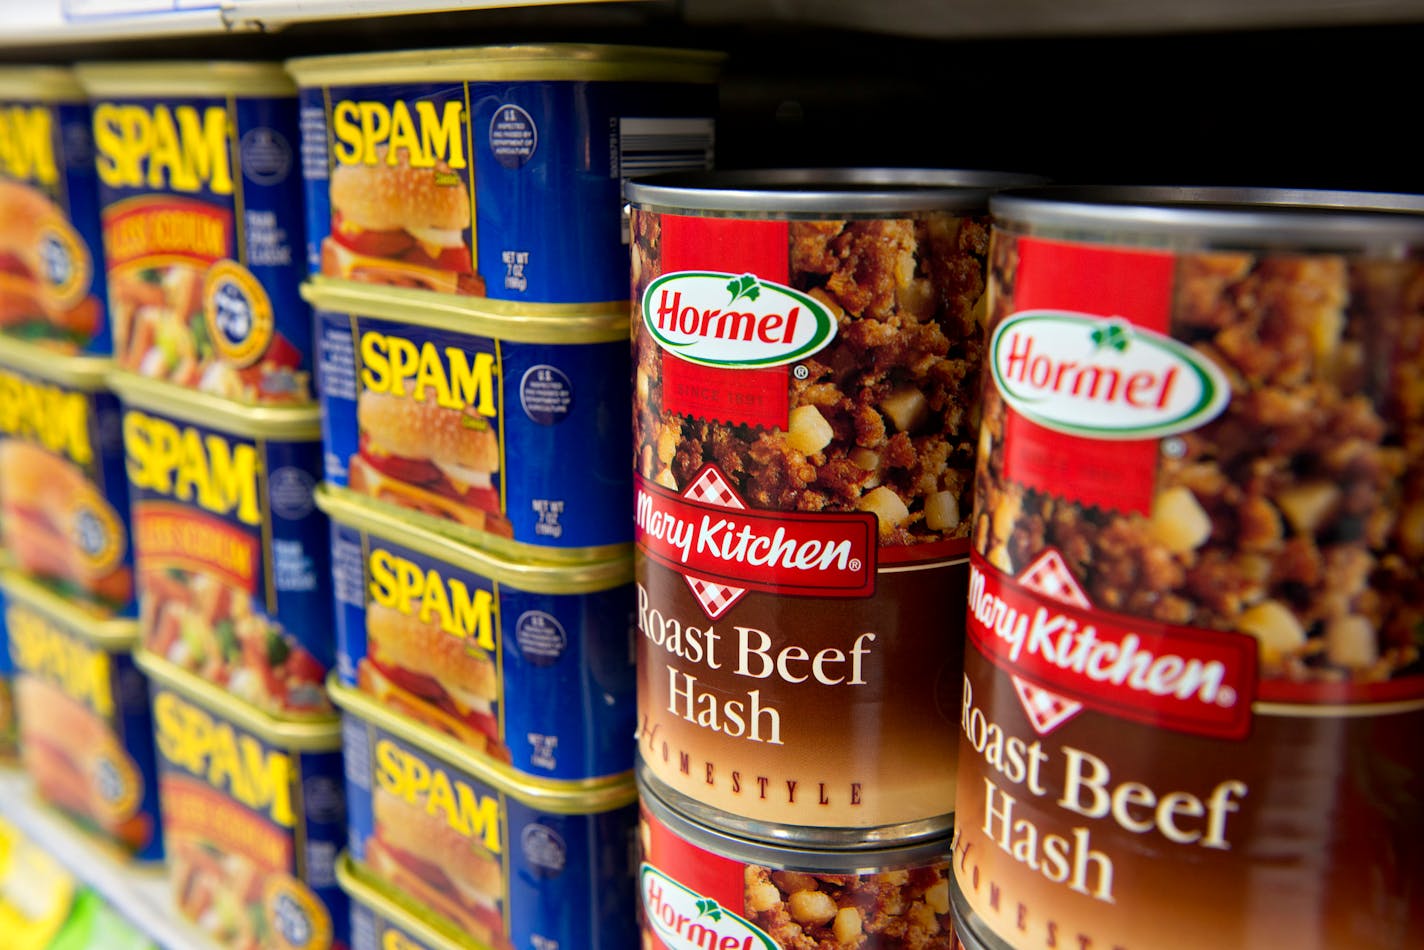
[1009,549,1092,733]
[1011,675,1084,736]
[681,466,748,618]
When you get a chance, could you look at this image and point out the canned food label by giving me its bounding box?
[300,80,714,304]
[0,361,135,616]
[152,684,347,949]
[342,715,639,950]
[122,408,333,715]
[315,307,631,551]
[8,599,162,860]
[330,519,635,780]
[956,233,1424,949]
[0,97,111,355]
[0,586,13,759]
[350,901,439,950]
[93,94,311,403]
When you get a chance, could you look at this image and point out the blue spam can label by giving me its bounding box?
[308,281,631,561]
[320,486,634,785]
[78,63,312,405]
[0,341,135,617]
[0,582,14,760]
[3,571,162,861]
[142,655,348,950]
[288,44,721,308]
[0,68,111,356]
[335,682,639,950]
[114,372,333,717]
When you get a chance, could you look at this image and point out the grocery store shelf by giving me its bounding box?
[0,6,234,47]
[0,769,217,950]
[227,0,630,31]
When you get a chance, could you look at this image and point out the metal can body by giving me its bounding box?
[629,170,1035,840]
[307,281,632,562]
[142,652,348,950]
[333,680,640,950]
[78,63,312,405]
[0,67,111,356]
[4,571,162,861]
[337,853,469,950]
[0,341,135,617]
[288,45,721,309]
[115,373,333,717]
[954,187,1424,950]
[320,486,635,786]
[638,767,958,950]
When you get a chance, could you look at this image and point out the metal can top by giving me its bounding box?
[0,569,138,652]
[108,370,322,441]
[285,43,725,87]
[0,65,87,101]
[335,853,465,950]
[625,168,1045,217]
[990,185,1424,249]
[0,338,111,391]
[74,61,297,98]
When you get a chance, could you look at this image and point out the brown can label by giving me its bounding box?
[952,232,1424,948]
[632,208,986,829]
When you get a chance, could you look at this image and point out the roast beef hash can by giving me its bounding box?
[3,570,162,861]
[333,680,640,950]
[140,652,348,950]
[0,67,110,355]
[287,44,722,310]
[113,372,333,718]
[639,768,958,950]
[307,280,631,562]
[628,170,1037,840]
[77,62,312,405]
[320,485,635,786]
[337,853,466,950]
[954,187,1424,950]
[0,339,135,617]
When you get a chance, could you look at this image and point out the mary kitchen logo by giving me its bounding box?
[990,310,1231,439]
[642,271,838,368]
[642,865,777,950]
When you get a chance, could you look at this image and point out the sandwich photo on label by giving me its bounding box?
[322,144,484,296]
[367,785,509,950]
[349,388,512,538]
[357,601,507,763]
[0,181,100,348]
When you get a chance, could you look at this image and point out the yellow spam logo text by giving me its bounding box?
[374,739,502,854]
[368,548,496,652]
[0,368,92,466]
[332,99,467,170]
[123,410,261,525]
[6,605,113,718]
[0,104,58,186]
[153,690,295,827]
[359,331,497,416]
[93,103,233,195]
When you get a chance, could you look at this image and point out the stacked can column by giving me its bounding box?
[627,169,1038,950]
[952,187,1424,950]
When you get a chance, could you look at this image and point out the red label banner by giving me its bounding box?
[134,501,260,592]
[101,194,232,269]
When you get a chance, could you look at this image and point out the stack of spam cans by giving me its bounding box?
[0,65,163,866]
[950,187,1424,950]
[287,44,723,950]
[626,169,1037,950]
[68,60,349,950]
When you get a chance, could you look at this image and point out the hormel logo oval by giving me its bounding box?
[966,554,1258,739]
[990,310,1230,439]
[641,865,776,950]
[643,271,837,367]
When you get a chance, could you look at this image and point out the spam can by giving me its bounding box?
[0,580,14,761]
[319,485,635,786]
[333,679,640,950]
[113,371,333,717]
[956,187,1424,950]
[0,67,111,356]
[76,62,312,405]
[0,339,135,617]
[3,570,162,861]
[306,279,631,562]
[638,765,957,950]
[139,650,348,950]
[287,44,723,310]
[338,852,470,950]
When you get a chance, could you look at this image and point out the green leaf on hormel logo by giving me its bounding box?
[695,898,723,922]
[1090,320,1132,353]
[725,273,761,305]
